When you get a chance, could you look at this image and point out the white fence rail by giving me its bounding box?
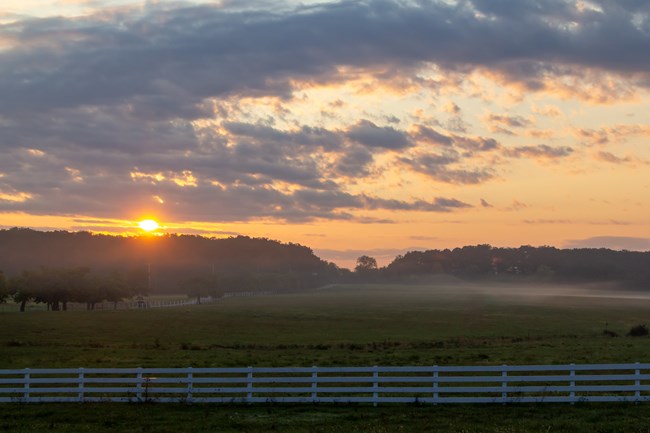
[1,364,649,404]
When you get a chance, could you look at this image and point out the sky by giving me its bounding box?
[1,0,649,268]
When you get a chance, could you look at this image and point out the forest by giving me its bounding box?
[0,228,343,310]
[1,228,649,312]
[380,245,650,288]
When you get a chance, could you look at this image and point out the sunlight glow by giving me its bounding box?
[138,219,159,232]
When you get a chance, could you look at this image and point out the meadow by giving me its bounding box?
[1,281,650,432]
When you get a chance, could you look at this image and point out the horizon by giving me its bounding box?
[1,0,649,262]
[2,225,649,271]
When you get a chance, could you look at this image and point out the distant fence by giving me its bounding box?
[0,291,283,313]
[65,297,210,311]
[25,292,276,312]
[1,364,649,404]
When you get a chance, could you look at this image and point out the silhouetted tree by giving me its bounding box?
[355,256,378,273]
[354,255,379,282]
[183,275,214,304]
[9,270,38,312]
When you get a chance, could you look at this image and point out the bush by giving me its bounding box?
[627,324,649,337]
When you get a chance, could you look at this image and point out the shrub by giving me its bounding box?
[627,324,649,337]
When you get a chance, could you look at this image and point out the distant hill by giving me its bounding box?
[383,245,650,289]
[0,228,343,293]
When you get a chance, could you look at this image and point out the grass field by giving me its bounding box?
[2,402,650,433]
[2,281,650,432]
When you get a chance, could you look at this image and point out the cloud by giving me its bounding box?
[346,120,412,150]
[484,113,533,135]
[443,102,461,114]
[453,136,500,152]
[507,200,528,211]
[400,152,495,184]
[2,0,650,120]
[574,124,650,146]
[564,236,650,251]
[412,125,454,147]
[334,145,375,178]
[486,114,532,128]
[505,144,574,159]
[1,0,650,225]
[595,151,637,165]
[362,196,473,212]
[224,122,344,150]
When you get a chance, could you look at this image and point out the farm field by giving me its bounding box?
[2,281,650,432]
[2,282,650,368]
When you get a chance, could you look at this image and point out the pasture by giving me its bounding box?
[2,281,650,431]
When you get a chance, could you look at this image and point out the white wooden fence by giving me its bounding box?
[1,364,649,404]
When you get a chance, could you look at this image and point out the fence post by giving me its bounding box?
[247,366,253,402]
[569,364,575,404]
[635,362,641,401]
[23,368,30,402]
[433,366,439,405]
[78,367,84,402]
[187,367,193,404]
[311,366,318,403]
[136,367,143,401]
[373,366,379,407]
[501,365,507,404]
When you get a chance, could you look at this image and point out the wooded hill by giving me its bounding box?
[0,228,343,295]
[381,245,650,289]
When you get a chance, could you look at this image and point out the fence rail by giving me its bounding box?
[1,363,649,404]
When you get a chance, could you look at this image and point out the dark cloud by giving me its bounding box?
[224,122,343,149]
[346,120,412,150]
[400,152,495,184]
[412,125,454,146]
[2,0,649,118]
[404,126,502,184]
[334,145,375,177]
[362,196,472,212]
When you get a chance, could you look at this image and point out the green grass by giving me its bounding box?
[1,283,650,368]
[1,402,650,432]
[2,282,650,432]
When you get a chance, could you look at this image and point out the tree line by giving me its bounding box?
[0,228,344,295]
[2,229,648,311]
[0,267,149,312]
[357,245,650,288]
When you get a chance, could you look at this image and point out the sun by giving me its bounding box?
[138,219,159,232]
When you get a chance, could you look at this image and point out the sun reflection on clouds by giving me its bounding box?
[0,191,32,203]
